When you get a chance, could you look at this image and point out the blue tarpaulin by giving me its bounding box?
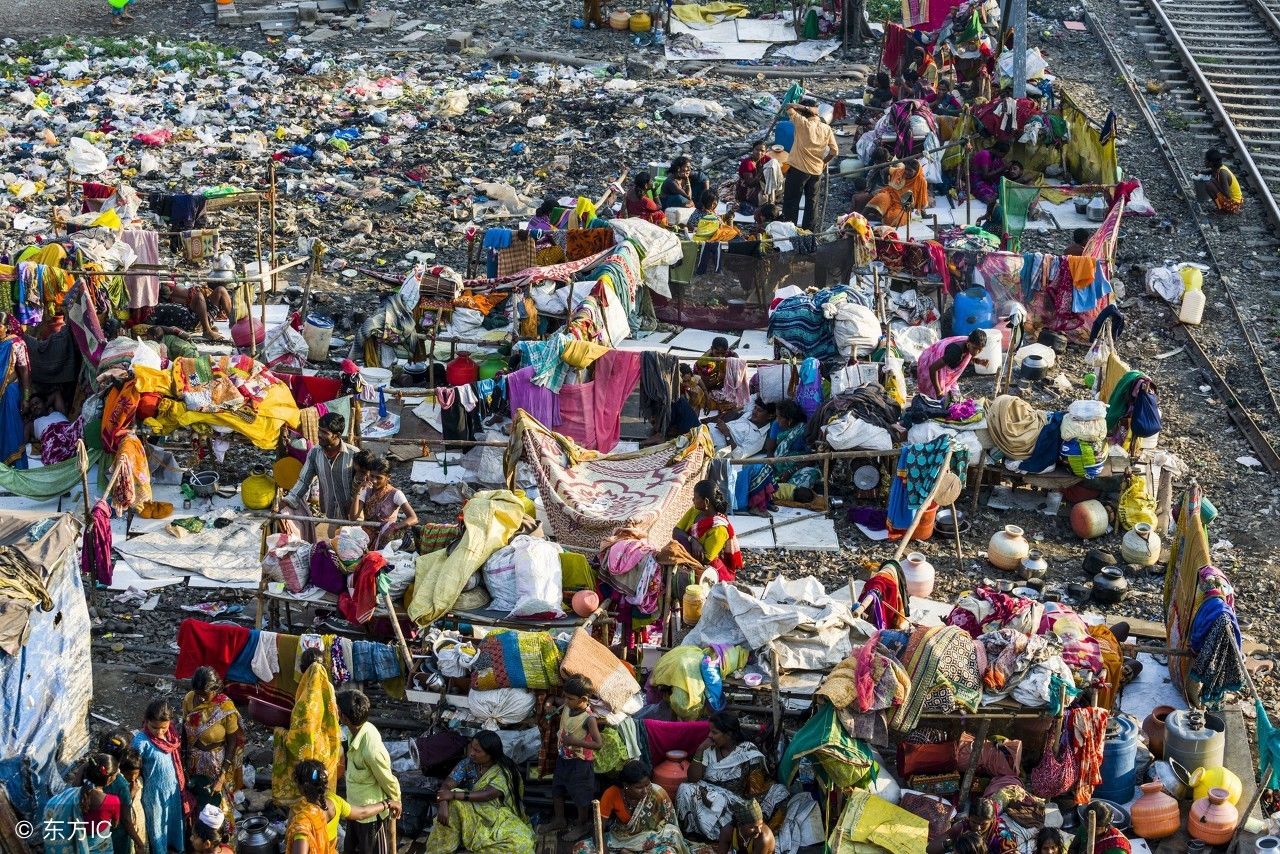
[0,512,92,819]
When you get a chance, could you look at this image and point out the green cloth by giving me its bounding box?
[559,551,596,591]
[999,178,1042,252]
[956,7,982,41]
[163,334,199,360]
[1257,699,1280,788]
[778,701,877,789]
[1105,369,1144,431]
[0,450,102,500]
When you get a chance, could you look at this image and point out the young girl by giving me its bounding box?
[549,676,602,840]
[190,805,234,853]
[352,456,418,548]
[674,479,744,581]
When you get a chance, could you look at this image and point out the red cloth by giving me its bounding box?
[558,382,597,448]
[338,552,387,625]
[174,618,251,679]
[881,22,910,76]
[591,349,642,452]
[643,718,711,760]
[624,194,668,227]
[81,499,113,586]
[81,182,114,213]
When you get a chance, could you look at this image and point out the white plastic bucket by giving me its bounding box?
[302,313,333,362]
[973,327,1003,375]
[359,367,392,402]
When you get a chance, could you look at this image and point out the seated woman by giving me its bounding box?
[1069,801,1130,854]
[527,198,557,232]
[352,456,419,549]
[153,280,233,342]
[640,393,702,447]
[735,141,770,212]
[969,141,1011,204]
[864,157,929,227]
[868,71,895,108]
[574,760,689,854]
[933,78,965,114]
[675,712,788,854]
[948,799,1019,854]
[693,336,736,397]
[739,401,822,515]
[673,479,744,582]
[660,155,708,210]
[428,731,535,854]
[624,173,669,226]
[1198,148,1243,214]
[851,144,893,212]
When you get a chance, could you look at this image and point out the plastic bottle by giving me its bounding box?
[1179,279,1206,326]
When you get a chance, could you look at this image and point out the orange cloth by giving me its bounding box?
[286,802,333,854]
[101,381,140,454]
[867,165,929,227]
[112,433,152,512]
[598,786,632,824]
[1088,623,1123,711]
[1067,255,1095,288]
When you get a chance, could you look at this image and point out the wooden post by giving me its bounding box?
[250,199,264,358]
[1084,807,1097,854]
[964,142,973,225]
[950,502,964,563]
[592,799,605,853]
[892,446,953,560]
[769,646,782,737]
[384,592,414,672]
[268,159,279,294]
[298,239,325,328]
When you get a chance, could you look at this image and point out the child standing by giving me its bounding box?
[550,676,602,839]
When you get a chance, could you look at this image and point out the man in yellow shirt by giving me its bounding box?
[338,690,402,854]
[782,98,839,230]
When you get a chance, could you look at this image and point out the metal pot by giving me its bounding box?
[1149,758,1192,800]
[1020,354,1049,381]
[1037,329,1068,354]
[237,816,280,854]
[1020,549,1049,581]
[1092,566,1130,604]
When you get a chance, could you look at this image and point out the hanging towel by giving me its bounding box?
[81,498,113,587]
[1066,254,1095,288]
[639,351,680,437]
[226,630,262,684]
[592,349,643,452]
[174,619,251,679]
[251,630,280,682]
[119,229,161,310]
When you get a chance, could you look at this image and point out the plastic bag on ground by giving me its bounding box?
[67,137,108,174]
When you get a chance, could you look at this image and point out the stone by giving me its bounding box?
[302,25,339,40]
[366,10,394,30]
[400,29,428,43]
[395,17,424,30]
[215,2,242,24]
[298,1,319,22]
[446,29,473,51]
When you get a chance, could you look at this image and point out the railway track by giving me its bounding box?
[1083,0,1280,472]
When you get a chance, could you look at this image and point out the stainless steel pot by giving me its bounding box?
[237,816,280,854]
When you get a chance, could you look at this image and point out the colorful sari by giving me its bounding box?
[0,338,26,469]
[43,788,115,854]
[1073,824,1131,854]
[286,801,334,854]
[915,336,971,398]
[573,785,690,854]
[182,690,245,833]
[425,763,535,854]
[682,510,743,581]
[272,662,342,805]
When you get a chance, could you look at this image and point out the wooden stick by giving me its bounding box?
[770,645,782,737]
[592,799,605,853]
[893,446,953,560]
[950,501,964,564]
[384,592,414,672]
[1231,759,1272,843]
[1084,808,1097,854]
[298,239,325,325]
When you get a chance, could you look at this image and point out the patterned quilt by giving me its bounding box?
[506,412,711,549]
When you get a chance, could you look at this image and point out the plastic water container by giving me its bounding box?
[1093,714,1140,804]
[774,119,795,151]
[1180,284,1206,326]
[973,327,1003,375]
[952,287,995,337]
[302,313,333,362]
[1180,265,1204,292]
[446,353,479,386]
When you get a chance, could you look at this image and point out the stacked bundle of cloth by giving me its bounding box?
[1059,399,1109,478]
[815,632,911,748]
[768,285,860,369]
[1186,565,1245,705]
[815,385,903,452]
[903,395,989,460]
[985,394,1062,473]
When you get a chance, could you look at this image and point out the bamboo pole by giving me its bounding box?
[892,446,953,560]
[298,240,326,324]
[950,502,964,563]
[592,800,605,853]
[1231,759,1272,844]
[1084,808,1096,854]
[958,718,991,811]
[269,160,279,294]
[384,592,415,672]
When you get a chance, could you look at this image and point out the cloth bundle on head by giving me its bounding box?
[986,394,1048,460]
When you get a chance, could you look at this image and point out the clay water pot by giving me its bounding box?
[987,525,1030,571]
[1188,787,1238,845]
[653,750,690,801]
[1071,499,1110,539]
[1131,781,1180,840]
[1142,705,1175,758]
[1092,567,1129,604]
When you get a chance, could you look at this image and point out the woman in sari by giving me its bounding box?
[272,657,342,806]
[285,760,335,854]
[947,798,1019,854]
[427,731,535,854]
[352,456,418,548]
[673,479,744,582]
[44,777,118,854]
[675,712,788,854]
[132,700,188,854]
[624,173,669,226]
[1068,802,1130,854]
[181,667,244,835]
[693,337,735,396]
[915,331,987,399]
[864,158,930,227]
[574,761,689,854]
[969,141,1011,204]
[740,401,822,516]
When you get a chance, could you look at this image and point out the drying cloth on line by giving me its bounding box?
[505,412,712,549]
[226,630,262,684]
[115,517,265,583]
[350,641,403,682]
[591,349,643,453]
[174,618,251,680]
[0,449,103,500]
[986,395,1048,460]
[119,229,161,310]
[81,499,113,588]
[407,490,532,626]
[640,351,680,437]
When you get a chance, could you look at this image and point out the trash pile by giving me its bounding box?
[0,38,855,285]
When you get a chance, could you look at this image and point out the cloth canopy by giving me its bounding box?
[505,412,711,549]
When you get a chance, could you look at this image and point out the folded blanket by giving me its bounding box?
[986,395,1047,459]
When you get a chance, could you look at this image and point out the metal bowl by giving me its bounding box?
[935,508,970,534]
[1076,799,1131,833]
[190,470,220,499]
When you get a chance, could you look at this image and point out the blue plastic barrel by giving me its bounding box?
[1093,715,1139,804]
[951,287,995,337]
[774,119,795,151]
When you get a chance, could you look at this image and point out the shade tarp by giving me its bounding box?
[505,411,711,549]
[0,512,91,819]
